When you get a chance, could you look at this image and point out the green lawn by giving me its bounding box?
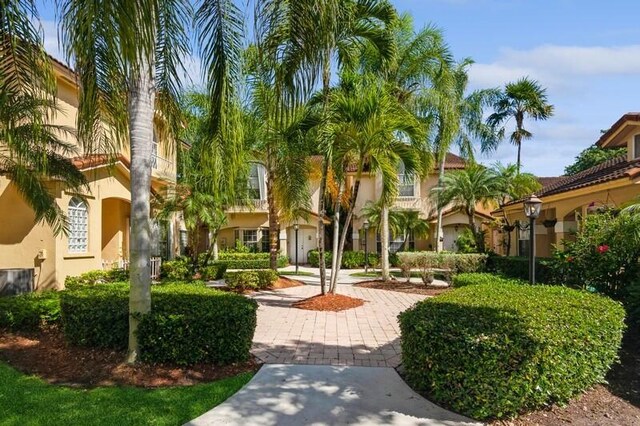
[278,270,315,276]
[0,362,253,426]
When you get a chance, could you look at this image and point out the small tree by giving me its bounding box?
[564,144,626,176]
[396,210,429,251]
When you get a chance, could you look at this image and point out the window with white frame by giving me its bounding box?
[634,135,640,159]
[397,161,415,197]
[248,164,261,199]
[243,229,259,250]
[68,197,88,253]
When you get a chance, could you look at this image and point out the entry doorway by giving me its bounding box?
[288,226,317,264]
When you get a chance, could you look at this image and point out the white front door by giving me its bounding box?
[290,227,317,264]
[443,226,464,252]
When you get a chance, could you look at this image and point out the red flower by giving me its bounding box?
[567,256,574,263]
[598,245,610,254]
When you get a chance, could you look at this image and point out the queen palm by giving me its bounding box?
[323,73,425,292]
[433,163,498,251]
[59,0,194,362]
[396,210,429,251]
[266,0,397,293]
[1,0,87,235]
[487,77,554,172]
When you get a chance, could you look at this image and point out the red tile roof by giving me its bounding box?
[501,155,640,208]
[596,112,640,147]
[72,154,130,170]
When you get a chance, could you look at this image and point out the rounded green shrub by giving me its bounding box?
[64,268,129,289]
[0,291,61,331]
[60,282,257,365]
[161,259,192,280]
[452,272,524,288]
[223,271,259,291]
[398,283,626,420]
[200,262,227,280]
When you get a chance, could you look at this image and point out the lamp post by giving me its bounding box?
[294,220,299,274]
[523,194,543,284]
[363,220,370,273]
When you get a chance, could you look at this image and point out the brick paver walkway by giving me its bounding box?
[250,284,426,367]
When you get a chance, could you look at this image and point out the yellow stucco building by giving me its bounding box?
[493,112,640,258]
[0,59,180,291]
[220,154,494,263]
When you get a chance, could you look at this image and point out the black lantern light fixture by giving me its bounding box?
[523,194,542,284]
[363,220,370,273]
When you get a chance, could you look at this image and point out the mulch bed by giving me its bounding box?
[0,328,259,388]
[270,276,304,290]
[292,293,365,312]
[492,327,640,426]
[354,280,451,297]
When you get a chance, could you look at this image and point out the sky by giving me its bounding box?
[35,0,640,177]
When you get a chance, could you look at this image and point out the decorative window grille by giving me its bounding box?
[68,197,88,253]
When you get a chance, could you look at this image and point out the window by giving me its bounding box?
[517,227,529,257]
[397,162,415,198]
[261,227,270,252]
[634,135,640,159]
[179,230,188,255]
[248,164,261,199]
[243,229,258,250]
[68,197,88,253]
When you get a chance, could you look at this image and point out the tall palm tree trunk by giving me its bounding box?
[381,205,390,280]
[515,113,524,173]
[317,50,331,295]
[435,158,446,252]
[267,168,279,270]
[127,63,156,364]
[329,182,343,290]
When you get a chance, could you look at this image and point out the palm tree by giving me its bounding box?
[429,60,500,252]
[59,0,191,362]
[396,210,429,251]
[493,163,541,255]
[323,73,425,292]
[433,164,498,250]
[360,201,401,236]
[1,0,87,235]
[266,0,398,293]
[487,77,554,172]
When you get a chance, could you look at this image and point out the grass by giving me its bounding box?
[0,362,253,426]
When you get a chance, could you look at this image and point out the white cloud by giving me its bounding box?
[469,44,640,90]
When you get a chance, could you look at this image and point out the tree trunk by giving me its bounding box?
[330,169,362,293]
[435,158,446,252]
[329,181,343,291]
[516,113,524,173]
[126,61,155,364]
[317,49,331,295]
[381,205,390,281]
[267,168,279,270]
[212,234,219,261]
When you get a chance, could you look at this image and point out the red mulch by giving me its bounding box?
[0,328,259,388]
[354,280,451,297]
[292,293,365,312]
[271,276,304,289]
[492,327,640,426]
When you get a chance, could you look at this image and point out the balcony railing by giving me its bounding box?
[102,257,162,280]
[151,155,174,180]
[227,199,269,212]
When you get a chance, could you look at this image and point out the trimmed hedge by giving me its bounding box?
[399,282,626,420]
[487,255,555,283]
[161,259,191,280]
[453,272,525,288]
[200,263,227,280]
[0,291,61,331]
[217,256,288,270]
[218,252,270,260]
[60,282,257,365]
[64,269,128,289]
[397,252,488,273]
[308,250,379,268]
[224,270,278,291]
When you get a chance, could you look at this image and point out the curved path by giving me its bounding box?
[191,271,481,425]
[186,364,481,426]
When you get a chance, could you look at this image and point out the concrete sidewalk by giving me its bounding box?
[185,364,482,426]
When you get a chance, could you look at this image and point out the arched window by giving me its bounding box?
[68,197,88,253]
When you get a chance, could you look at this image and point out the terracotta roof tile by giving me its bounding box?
[72,154,130,170]
[596,112,640,147]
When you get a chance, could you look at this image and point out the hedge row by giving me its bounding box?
[223,270,279,291]
[64,268,128,289]
[399,282,626,420]
[397,252,487,275]
[218,256,288,270]
[0,291,61,331]
[60,282,257,365]
[486,255,555,283]
[307,250,379,269]
[453,272,525,288]
[218,252,270,260]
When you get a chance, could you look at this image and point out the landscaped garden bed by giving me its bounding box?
[354,280,451,297]
[292,293,365,312]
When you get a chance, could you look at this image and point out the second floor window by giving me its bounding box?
[248,163,264,200]
[398,162,415,197]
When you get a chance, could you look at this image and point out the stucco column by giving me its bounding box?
[352,230,360,251]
